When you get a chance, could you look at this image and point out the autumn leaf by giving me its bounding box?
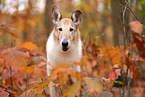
[133,33,145,58]
[131,62,141,84]
[66,82,81,97]
[18,42,40,51]
[35,80,50,92]
[26,66,34,74]
[1,48,29,74]
[85,78,103,93]
[100,46,125,66]
[109,69,121,80]
[129,20,143,34]
[20,89,36,97]
[0,58,4,65]
[0,88,9,97]
[8,31,20,38]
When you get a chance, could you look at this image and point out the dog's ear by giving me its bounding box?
[71,10,82,27]
[52,5,62,25]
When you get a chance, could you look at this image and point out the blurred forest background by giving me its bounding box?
[0,0,145,97]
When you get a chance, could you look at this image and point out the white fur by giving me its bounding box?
[46,31,82,76]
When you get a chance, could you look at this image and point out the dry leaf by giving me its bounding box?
[18,42,40,51]
[85,77,103,93]
[1,49,29,74]
[130,20,143,34]
[0,88,9,97]
[109,69,121,80]
[67,82,81,97]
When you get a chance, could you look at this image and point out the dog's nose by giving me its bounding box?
[62,40,68,47]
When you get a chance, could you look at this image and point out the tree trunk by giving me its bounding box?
[44,0,53,37]
[111,0,129,46]
[23,0,31,41]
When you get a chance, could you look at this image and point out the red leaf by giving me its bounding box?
[133,33,145,58]
[131,63,141,84]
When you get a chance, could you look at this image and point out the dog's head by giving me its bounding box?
[52,5,82,52]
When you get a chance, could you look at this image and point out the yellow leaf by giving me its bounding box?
[129,20,143,34]
[66,82,81,97]
[18,42,40,51]
[85,78,103,93]
[35,80,50,92]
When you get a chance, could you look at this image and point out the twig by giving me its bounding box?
[9,67,13,90]
[124,0,141,23]
[142,15,145,24]
[96,32,105,39]
[122,2,132,97]
[25,75,28,97]
[122,6,128,47]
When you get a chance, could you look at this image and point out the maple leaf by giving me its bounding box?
[1,48,29,74]
[129,20,143,34]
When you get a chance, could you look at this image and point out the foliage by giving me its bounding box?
[0,0,145,97]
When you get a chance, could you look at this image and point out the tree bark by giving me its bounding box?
[111,0,129,46]
[44,0,53,37]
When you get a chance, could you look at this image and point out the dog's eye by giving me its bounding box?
[58,28,62,31]
[70,28,74,32]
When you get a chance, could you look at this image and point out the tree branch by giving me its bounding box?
[124,0,141,23]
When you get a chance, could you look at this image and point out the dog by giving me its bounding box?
[46,5,82,97]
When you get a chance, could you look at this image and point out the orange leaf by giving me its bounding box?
[18,42,40,51]
[26,66,34,74]
[129,20,143,34]
[1,49,29,74]
[8,31,20,38]
[0,58,4,65]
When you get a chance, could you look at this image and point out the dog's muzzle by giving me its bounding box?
[62,40,69,51]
